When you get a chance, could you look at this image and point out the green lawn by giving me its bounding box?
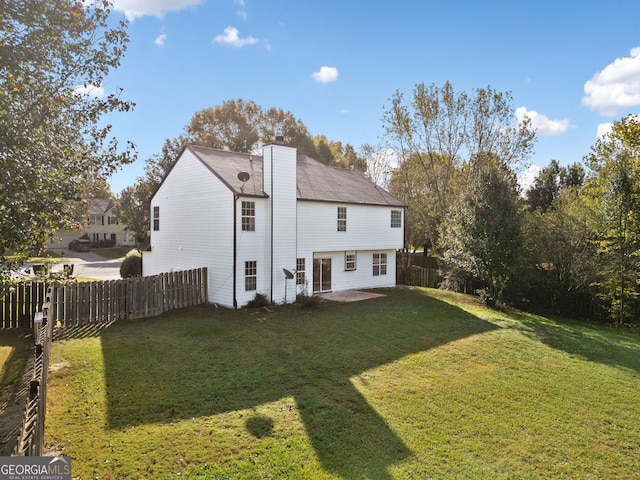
[46,287,640,479]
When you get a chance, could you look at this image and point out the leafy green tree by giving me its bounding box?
[517,189,598,315]
[382,81,535,251]
[441,156,523,303]
[116,137,183,241]
[526,160,585,212]
[0,1,135,266]
[585,114,640,326]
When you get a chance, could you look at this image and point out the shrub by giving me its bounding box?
[246,293,270,308]
[296,291,322,309]
[120,254,142,278]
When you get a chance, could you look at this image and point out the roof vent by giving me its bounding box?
[275,135,284,145]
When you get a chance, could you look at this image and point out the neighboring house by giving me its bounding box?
[142,139,406,308]
[53,198,136,249]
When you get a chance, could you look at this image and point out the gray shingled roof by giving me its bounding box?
[187,145,406,207]
[88,198,114,214]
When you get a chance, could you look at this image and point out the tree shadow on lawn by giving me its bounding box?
[506,311,640,374]
[100,288,497,479]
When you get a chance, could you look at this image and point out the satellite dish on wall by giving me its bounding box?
[237,171,250,182]
[283,268,295,279]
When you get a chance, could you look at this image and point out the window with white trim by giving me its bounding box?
[391,210,402,228]
[345,251,356,271]
[242,201,255,231]
[296,258,306,285]
[373,253,387,276]
[337,207,347,232]
[245,261,257,291]
[153,206,160,231]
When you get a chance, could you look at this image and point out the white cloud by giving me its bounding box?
[582,46,640,116]
[597,122,613,138]
[312,66,339,84]
[154,33,167,46]
[213,26,258,47]
[516,106,572,136]
[518,164,541,193]
[112,0,204,21]
[73,84,105,98]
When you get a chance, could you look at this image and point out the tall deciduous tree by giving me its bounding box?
[585,114,640,326]
[382,81,535,250]
[0,1,135,264]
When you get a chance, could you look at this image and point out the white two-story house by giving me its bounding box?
[142,139,406,308]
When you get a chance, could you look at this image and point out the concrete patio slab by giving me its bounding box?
[318,290,386,302]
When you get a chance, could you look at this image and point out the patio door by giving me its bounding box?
[313,257,332,293]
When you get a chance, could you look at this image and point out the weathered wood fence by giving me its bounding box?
[396,252,442,289]
[1,282,49,329]
[50,268,208,327]
[1,268,208,328]
[406,266,441,288]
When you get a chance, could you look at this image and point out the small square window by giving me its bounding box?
[345,251,356,271]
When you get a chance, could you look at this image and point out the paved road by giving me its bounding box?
[16,250,123,281]
[57,251,122,280]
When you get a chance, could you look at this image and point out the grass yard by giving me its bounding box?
[46,287,640,479]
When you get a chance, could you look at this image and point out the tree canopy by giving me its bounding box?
[383,81,535,253]
[1,0,135,263]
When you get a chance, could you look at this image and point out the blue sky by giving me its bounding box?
[102,0,640,194]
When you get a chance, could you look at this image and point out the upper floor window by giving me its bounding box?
[337,207,347,232]
[391,210,402,228]
[153,206,160,231]
[245,260,257,291]
[373,253,387,276]
[296,258,306,286]
[345,251,356,271]
[89,214,102,226]
[108,216,118,225]
[242,201,255,231]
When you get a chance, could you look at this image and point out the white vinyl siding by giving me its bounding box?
[143,148,235,306]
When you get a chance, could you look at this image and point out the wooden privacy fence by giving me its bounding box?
[1,268,208,328]
[50,268,208,326]
[1,281,49,329]
[406,266,442,289]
